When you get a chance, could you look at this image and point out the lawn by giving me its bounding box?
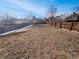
[0,24,79,59]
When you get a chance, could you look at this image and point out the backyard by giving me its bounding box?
[0,24,79,59]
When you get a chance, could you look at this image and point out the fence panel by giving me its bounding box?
[46,20,79,32]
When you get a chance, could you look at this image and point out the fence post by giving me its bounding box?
[60,22,62,29]
[73,22,78,31]
[54,21,56,28]
[70,22,74,31]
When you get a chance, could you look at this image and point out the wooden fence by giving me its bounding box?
[46,20,79,32]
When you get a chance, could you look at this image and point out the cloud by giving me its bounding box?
[5,0,47,17]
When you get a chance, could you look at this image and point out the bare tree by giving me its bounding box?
[75,6,79,13]
[48,6,57,17]
[75,6,79,20]
[1,12,15,24]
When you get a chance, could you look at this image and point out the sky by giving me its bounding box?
[0,0,79,18]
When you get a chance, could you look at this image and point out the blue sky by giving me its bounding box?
[0,0,79,18]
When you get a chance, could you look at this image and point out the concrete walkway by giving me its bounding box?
[0,25,33,37]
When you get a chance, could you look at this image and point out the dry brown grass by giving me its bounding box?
[0,24,79,59]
